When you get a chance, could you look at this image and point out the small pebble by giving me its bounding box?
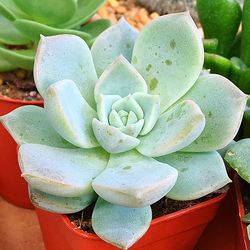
[99,0,161,30]
[15,69,26,79]
[0,79,3,86]
[29,91,37,97]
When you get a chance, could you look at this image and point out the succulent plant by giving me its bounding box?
[225,138,250,239]
[1,13,248,249]
[0,0,110,72]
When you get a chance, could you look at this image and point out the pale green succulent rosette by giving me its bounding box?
[0,0,110,71]
[1,13,248,249]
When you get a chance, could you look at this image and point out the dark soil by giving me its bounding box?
[0,70,42,101]
[68,186,228,234]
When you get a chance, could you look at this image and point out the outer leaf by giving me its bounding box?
[19,144,108,197]
[94,56,147,101]
[59,0,107,29]
[79,19,112,46]
[91,18,138,76]
[225,139,250,184]
[0,54,16,71]
[92,198,152,250]
[12,0,76,25]
[44,80,98,148]
[0,105,74,148]
[0,0,27,20]
[0,46,34,70]
[180,74,247,152]
[34,35,97,108]
[92,150,178,207]
[133,93,160,135]
[29,187,97,214]
[0,16,30,45]
[132,12,204,113]
[157,151,231,200]
[14,19,91,43]
[137,100,205,157]
[92,118,140,153]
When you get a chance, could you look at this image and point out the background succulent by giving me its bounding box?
[1,13,248,249]
[0,0,110,72]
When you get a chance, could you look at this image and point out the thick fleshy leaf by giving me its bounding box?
[97,95,121,124]
[137,100,205,157]
[29,187,97,214]
[94,56,147,100]
[19,144,108,197]
[44,80,98,148]
[34,35,97,108]
[0,54,16,71]
[12,0,76,25]
[92,118,140,153]
[225,139,250,184]
[112,94,144,120]
[91,18,138,76]
[133,93,160,135]
[92,198,152,250]
[0,16,30,45]
[1,105,74,148]
[14,19,91,43]
[79,19,112,46]
[59,0,107,29]
[0,0,27,21]
[156,151,231,200]
[120,119,144,137]
[0,46,34,70]
[180,74,248,152]
[217,140,236,157]
[92,150,178,207]
[132,12,204,113]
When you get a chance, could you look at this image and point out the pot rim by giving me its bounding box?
[61,191,227,241]
[0,95,43,105]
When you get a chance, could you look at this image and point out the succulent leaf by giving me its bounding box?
[1,105,74,148]
[18,144,108,197]
[0,0,27,20]
[180,74,248,152]
[225,139,250,184]
[79,19,112,46]
[12,0,76,25]
[94,56,148,101]
[91,18,138,76]
[92,198,152,250]
[132,12,204,113]
[92,150,178,207]
[59,0,107,29]
[44,80,98,148]
[14,19,91,43]
[120,119,144,137]
[0,45,34,70]
[137,100,205,157]
[157,151,231,200]
[97,95,122,124]
[92,118,140,154]
[34,35,97,108]
[0,54,16,71]
[0,16,30,45]
[29,187,97,214]
[133,93,160,135]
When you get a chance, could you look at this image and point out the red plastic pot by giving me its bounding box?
[0,96,43,208]
[234,174,250,250]
[36,191,227,250]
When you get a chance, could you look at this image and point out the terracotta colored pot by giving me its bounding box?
[234,175,250,250]
[0,96,43,208]
[36,192,227,250]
